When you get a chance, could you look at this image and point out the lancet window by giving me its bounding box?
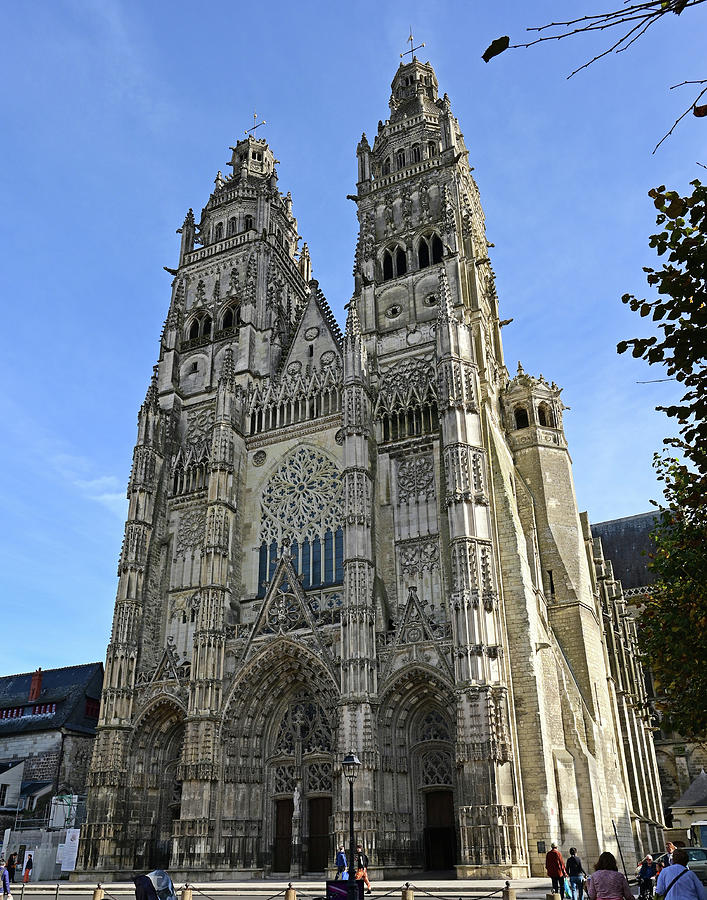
[248,363,342,436]
[375,358,439,443]
[411,143,421,163]
[213,222,223,242]
[244,214,254,231]
[219,303,241,334]
[382,244,407,282]
[396,148,406,170]
[382,158,391,176]
[257,447,344,597]
[184,313,213,348]
[417,233,443,269]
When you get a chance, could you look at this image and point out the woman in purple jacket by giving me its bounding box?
[587,852,634,900]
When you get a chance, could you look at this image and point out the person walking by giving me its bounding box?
[586,851,634,900]
[546,843,567,897]
[1,858,13,900]
[637,855,657,899]
[21,856,32,885]
[355,844,372,894]
[566,848,587,900]
[335,845,347,879]
[5,856,15,885]
[655,848,707,900]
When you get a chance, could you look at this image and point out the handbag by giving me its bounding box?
[563,877,572,899]
[341,872,349,881]
[655,867,688,900]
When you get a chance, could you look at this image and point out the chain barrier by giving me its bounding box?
[406,880,510,900]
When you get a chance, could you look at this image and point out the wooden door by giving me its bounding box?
[307,796,332,872]
[274,798,294,872]
[424,790,455,870]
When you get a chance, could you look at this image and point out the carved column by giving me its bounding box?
[82,373,168,872]
[435,271,524,874]
[177,349,245,868]
[340,303,379,856]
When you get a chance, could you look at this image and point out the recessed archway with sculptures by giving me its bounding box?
[219,638,340,873]
[377,667,457,871]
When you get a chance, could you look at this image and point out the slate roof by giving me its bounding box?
[673,769,707,810]
[0,662,104,737]
[592,512,658,589]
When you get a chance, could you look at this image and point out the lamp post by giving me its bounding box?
[342,752,361,885]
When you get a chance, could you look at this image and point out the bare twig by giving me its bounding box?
[653,83,707,153]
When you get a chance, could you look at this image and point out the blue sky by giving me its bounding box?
[1,1,704,675]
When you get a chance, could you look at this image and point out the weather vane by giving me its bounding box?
[245,110,267,137]
[401,28,425,62]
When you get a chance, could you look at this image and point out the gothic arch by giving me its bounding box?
[376,666,457,868]
[219,639,339,871]
[126,698,186,871]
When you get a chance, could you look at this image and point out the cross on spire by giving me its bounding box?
[245,110,267,137]
[400,28,425,62]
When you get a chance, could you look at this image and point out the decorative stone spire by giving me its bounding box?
[345,300,362,341]
[437,267,454,321]
[221,346,235,384]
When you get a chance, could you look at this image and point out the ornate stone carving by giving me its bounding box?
[260,447,342,543]
[398,537,440,574]
[421,750,453,786]
[397,454,435,503]
[175,507,206,555]
[187,406,215,442]
[253,450,266,466]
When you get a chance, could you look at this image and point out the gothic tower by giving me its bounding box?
[81,58,663,880]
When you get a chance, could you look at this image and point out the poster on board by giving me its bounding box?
[61,829,81,872]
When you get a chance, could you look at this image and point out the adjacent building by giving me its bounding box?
[80,58,663,879]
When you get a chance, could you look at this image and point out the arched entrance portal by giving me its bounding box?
[221,639,338,874]
[378,669,457,871]
[127,700,185,870]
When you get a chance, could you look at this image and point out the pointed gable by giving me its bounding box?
[277,283,343,379]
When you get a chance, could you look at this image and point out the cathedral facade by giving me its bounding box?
[80,59,663,880]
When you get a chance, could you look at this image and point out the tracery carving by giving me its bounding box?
[419,710,452,742]
[421,750,453,786]
[306,761,333,794]
[398,537,440,574]
[260,447,343,544]
[274,765,297,794]
[397,454,435,502]
[187,406,215,442]
[274,697,333,754]
[175,508,206,555]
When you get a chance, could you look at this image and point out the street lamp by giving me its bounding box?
[342,752,361,885]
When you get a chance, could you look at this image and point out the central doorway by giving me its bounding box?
[424,790,455,870]
[307,797,332,871]
[274,798,294,872]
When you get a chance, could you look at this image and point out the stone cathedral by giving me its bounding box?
[81,58,664,880]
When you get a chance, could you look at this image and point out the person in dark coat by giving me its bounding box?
[21,856,32,884]
[355,845,371,894]
[637,855,657,899]
[6,855,16,885]
[1,859,12,900]
[134,875,159,900]
[546,843,567,897]
[567,848,587,900]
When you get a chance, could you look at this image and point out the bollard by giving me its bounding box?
[93,884,105,900]
[402,883,414,900]
[285,883,297,900]
[20,885,25,900]
[547,893,561,900]
[503,881,516,900]
[181,885,193,900]
[55,885,61,900]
